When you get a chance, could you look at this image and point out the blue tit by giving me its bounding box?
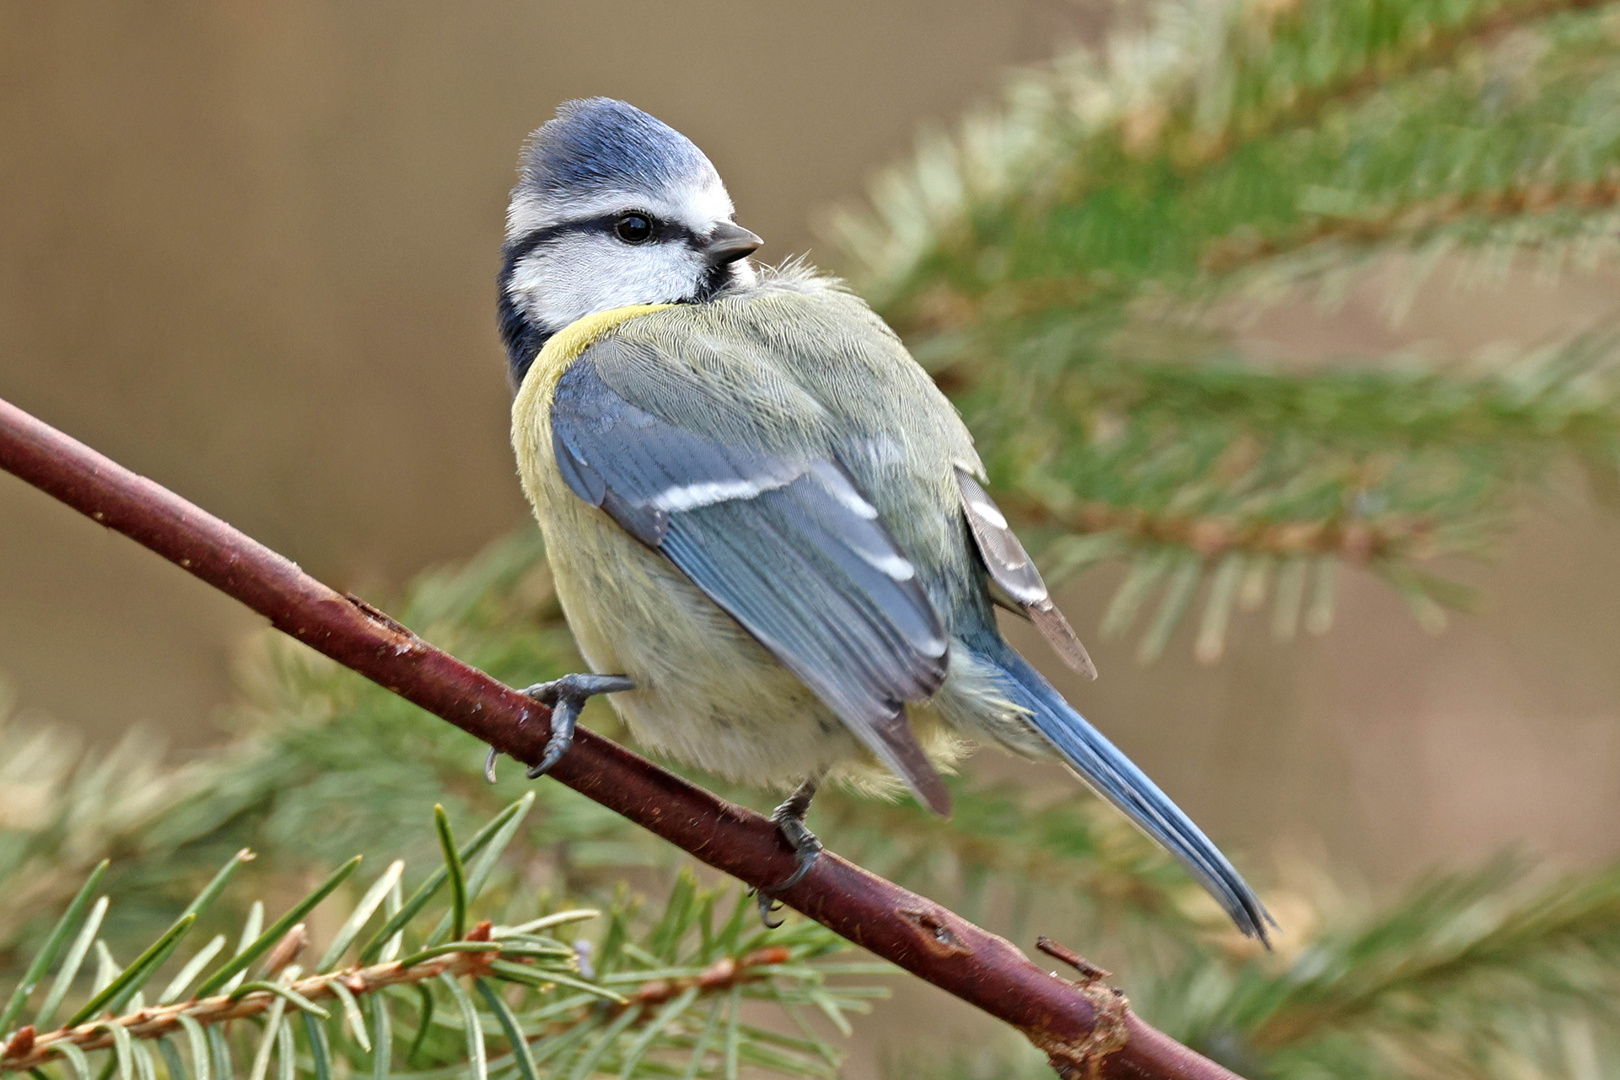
[497,98,1270,941]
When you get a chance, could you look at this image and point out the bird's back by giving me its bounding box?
[597,269,990,623]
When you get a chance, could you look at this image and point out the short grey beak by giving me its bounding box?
[701,221,763,265]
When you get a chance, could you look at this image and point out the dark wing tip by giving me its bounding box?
[870,712,952,817]
[1029,600,1098,680]
[1230,889,1278,946]
[955,468,1099,680]
[915,770,953,817]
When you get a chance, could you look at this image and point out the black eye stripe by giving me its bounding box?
[504,214,701,260]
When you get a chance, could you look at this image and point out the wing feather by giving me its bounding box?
[956,467,1097,680]
[551,347,952,813]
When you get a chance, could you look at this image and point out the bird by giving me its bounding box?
[496,97,1271,941]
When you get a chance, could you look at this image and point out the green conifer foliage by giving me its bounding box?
[829,0,1620,660]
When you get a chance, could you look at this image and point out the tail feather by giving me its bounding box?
[981,643,1273,943]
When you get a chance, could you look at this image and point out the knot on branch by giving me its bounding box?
[898,906,973,958]
[343,593,425,657]
[1029,937,1131,1080]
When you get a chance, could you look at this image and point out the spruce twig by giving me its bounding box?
[2,944,503,1072]
[828,0,1620,661]
[0,934,809,1074]
[0,800,893,1080]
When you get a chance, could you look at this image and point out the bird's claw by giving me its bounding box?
[755,839,823,928]
[755,779,824,928]
[482,673,634,783]
[756,891,783,928]
[522,673,634,779]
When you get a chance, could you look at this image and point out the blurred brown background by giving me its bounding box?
[2,0,1618,997]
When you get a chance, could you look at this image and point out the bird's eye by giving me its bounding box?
[614,214,654,244]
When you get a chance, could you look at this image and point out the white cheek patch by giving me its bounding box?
[506,234,708,331]
[502,167,750,332]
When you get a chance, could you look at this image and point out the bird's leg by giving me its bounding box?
[482,673,635,783]
[756,775,824,928]
[770,777,824,883]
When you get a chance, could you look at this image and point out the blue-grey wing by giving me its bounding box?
[550,350,953,814]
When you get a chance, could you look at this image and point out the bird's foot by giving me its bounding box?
[756,778,823,928]
[482,673,634,783]
[521,673,635,779]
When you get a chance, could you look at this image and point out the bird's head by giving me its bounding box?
[498,98,762,385]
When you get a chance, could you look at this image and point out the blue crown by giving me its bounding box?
[520,98,714,197]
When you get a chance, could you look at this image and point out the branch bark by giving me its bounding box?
[0,394,1245,1080]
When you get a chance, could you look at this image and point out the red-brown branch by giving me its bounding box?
[0,394,1244,1080]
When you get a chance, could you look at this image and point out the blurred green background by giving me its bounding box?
[3,4,1620,1072]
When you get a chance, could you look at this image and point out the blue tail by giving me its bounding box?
[977,639,1272,942]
